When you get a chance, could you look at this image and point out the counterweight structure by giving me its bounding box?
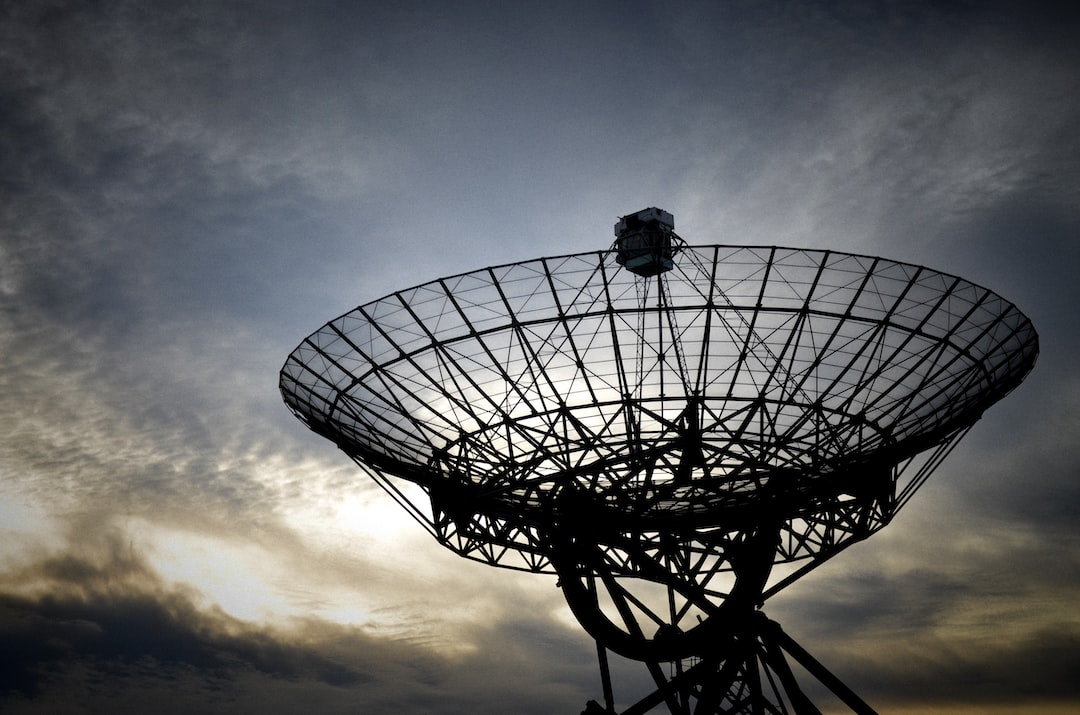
[280,209,1038,714]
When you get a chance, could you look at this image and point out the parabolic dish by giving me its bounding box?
[280,245,1038,573]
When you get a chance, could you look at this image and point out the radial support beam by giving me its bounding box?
[597,643,616,713]
[584,612,878,715]
[759,617,878,715]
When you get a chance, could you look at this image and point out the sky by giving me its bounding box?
[1,1,1078,713]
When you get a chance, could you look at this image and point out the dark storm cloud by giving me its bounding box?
[0,0,416,337]
[0,527,369,700]
[0,525,599,714]
[767,548,1080,709]
[922,197,1080,536]
[825,623,1080,709]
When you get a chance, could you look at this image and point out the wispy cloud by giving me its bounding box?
[0,520,598,713]
[1,1,1077,712]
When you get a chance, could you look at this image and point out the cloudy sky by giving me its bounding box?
[1,1,1078,712]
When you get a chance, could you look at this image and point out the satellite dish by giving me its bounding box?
[281,209,1038,714]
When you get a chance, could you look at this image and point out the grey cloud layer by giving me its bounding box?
[1,0,1077,712]
[0,526,598,714]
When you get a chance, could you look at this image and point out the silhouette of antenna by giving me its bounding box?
[281,208,1038,714]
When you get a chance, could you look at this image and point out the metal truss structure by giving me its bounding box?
[281,218,1038,714]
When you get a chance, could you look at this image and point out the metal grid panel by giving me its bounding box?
[281,245,1038,576]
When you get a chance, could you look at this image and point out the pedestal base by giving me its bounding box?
[586,612,878,715]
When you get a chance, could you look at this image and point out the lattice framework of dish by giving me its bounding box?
[281,244,1038,585]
